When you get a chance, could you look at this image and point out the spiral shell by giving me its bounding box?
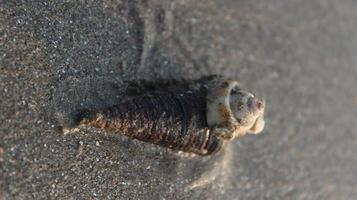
[64,76,266,156]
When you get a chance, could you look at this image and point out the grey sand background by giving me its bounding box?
[1,0,357,199]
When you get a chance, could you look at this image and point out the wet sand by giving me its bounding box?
[1,1,357,199]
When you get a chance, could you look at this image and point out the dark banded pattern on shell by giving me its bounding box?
[80,83,223,156]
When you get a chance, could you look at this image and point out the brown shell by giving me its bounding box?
[78,80,223,156]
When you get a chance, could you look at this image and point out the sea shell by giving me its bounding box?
[63,76,265,156]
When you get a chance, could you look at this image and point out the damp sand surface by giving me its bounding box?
[1,1,357,199]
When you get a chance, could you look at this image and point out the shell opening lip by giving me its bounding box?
[257,98,265,111]
[250,98,265,112]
